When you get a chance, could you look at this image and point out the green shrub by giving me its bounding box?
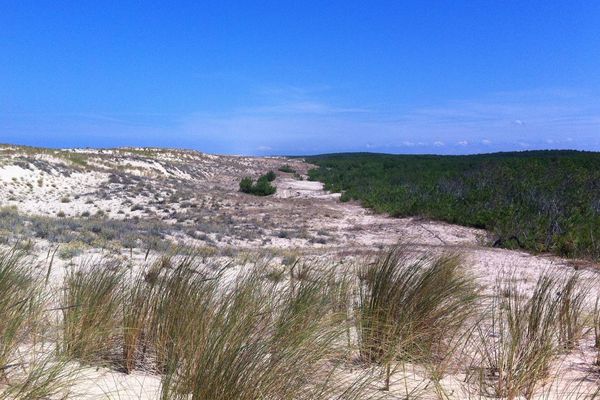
[278,164,295,173]
[58,241,86,260]
[253,176,276,196]
[264,170,276,181]
[239,174,276,196]
[239,177,253,193]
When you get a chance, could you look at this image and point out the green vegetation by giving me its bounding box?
[0,249,76,399]
[0,246,598,398]
[357,247,478,390]
[47,252,374,398]
[264,170,277,181]
[0,249,38,372]
[61,261,125,363]
[278,164,296,173]
[474,273,591,399]
[308,151,600,259]
[239,172,277,196]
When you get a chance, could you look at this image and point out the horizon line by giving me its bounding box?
[2,142,599,158]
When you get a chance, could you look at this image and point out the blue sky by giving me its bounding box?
[1,1,599,155]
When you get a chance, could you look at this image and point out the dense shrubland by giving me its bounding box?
[308,151,600,260]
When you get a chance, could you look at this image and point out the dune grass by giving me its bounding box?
[474,274,564,400]
[2,244,599,399]
[61,260,125,364]
[55,254,378,399]
[356,247,479,390]
[557,273,590,350]
[0,249,38,371]
[0,249,76,399]
[153,260,369,400]
[122,267,157,374]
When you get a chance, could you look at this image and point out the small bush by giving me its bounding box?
[264,170,276,181]
[239,177,253,194]
[252,176,276,196]
[278,164,295,173]
[239,174,276,196]
[58,241,86,260]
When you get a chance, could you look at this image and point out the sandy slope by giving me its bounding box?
[1,146,599,399]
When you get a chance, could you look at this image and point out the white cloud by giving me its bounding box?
[242,101,370,115]
[433,141,445,147]
[482,139,492,145]
[457,140,469,146]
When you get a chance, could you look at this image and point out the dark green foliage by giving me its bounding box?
[239,177,254,194]
[264,171,277,182]
[307,151,600,260]
[239,174,277,196]
[253,176,277,196]
[278,164,296,173]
